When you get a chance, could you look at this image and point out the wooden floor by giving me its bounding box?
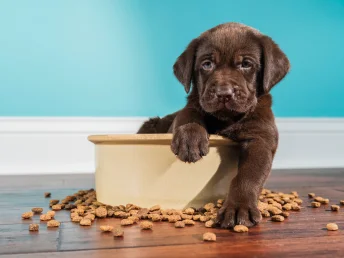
[1,169,344,258]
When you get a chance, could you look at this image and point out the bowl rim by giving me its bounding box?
[88,134,235,146]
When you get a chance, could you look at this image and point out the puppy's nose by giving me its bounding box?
[215,86,233,101]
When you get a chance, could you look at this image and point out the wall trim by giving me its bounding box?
[0,117,343,175]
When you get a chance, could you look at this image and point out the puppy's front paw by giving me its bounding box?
[215,199,261,229]
[171,123,209,163]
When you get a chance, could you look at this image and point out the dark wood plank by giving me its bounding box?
[0,169,344,257]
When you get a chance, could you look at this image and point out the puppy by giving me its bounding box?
[138,22,290,228]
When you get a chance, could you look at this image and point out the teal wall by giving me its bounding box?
[0,0,343,117]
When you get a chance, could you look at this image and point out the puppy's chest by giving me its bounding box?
[205,119,242,141]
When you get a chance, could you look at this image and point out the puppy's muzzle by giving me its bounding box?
[215,85,234,102]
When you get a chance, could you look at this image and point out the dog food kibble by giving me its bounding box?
[267,206,282,215]
[292,206,301,211]
[140,221,153,230]
[95,207,107,218]
[49,200,59,207]
[322,198,330,204]
[200,216,210,222]
[282,203,292,211]
[47,220,60,227]
[31,207,43,214]
[121,219,134,226]
[271,215,285,222]
[113,227,124,237]
[44,192,51,198]
[51,204,62,211]
[311,202,321,208]
[331,205,340,211]
[308,193,316,198]
[281,212,290,218]
[326,223,338,231]
[150,214,162,222]
[203,232,216,242]
[40,214,52,221]
[205,220,215,228]
[340,200,344,205]
[168,215,181,223]
[314,196,324,203]
[193,214,201,221]
[29,224,39,231]
[149,205,161,212]
[204,203,215,211]
[72,216,83,222]
[183,219,195,226]
[84,213,96,221]
[261,210,270,217]
[80,218,92,226]
[181,214,193,220]
[184,208,195,215]
[100,225,114,232]
[175,221,185,228]
[22,212,34,219]
[65,204,77,210]
[233,225,249,233]
[128,215,140,223]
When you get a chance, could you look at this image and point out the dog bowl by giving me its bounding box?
[88,134,238,209]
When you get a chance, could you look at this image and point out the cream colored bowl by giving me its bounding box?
[88,134,238,210]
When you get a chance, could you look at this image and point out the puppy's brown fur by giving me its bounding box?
[138,23,290,228]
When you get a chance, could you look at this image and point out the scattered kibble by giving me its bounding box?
[140,221,153,230]
[80,218,92,226]
[121,219,134,226]
[72,216,83,222]
[326,223,338,231]
[149,205,161,212]
[203,232,216,241]
[175,221,185,228]
[331,205,340,211]
[150,214,162,222]
[204,203,215,211]
[47,220,60,228]
[184,208,195,215]
[113,227,124,237]
[271,215,285,222]
[29,224,39,231]
[44,192,51,198]
[340,200,344,205]
[308,193,315,198]
[183,219,195,225]
[95,207,107,218]
[311,202,321,208]
[51,205,62,211]
[31,207,43,214]
[205,220,215,228]
[22,212,34,219]
[49,200,59,207]
[84,213,96,221]
[100,225,114,232]
[233,225,249,233]
[40,214,52,221]
[281,212,290,218]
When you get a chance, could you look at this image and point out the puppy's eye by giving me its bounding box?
[201,61,214,71]
[239,59,253,69]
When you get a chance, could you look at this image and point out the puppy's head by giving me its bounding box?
[173,23,290,120]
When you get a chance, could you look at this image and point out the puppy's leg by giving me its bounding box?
[216,137,276,228]
[137,113,178,134]
[170,107,209,163]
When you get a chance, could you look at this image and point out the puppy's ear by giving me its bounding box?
[260,35,290,93]
[173,38,199,93]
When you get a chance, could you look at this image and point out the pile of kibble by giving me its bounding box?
[22,188,343,241]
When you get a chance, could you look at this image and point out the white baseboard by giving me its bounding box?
[0,117,343,175]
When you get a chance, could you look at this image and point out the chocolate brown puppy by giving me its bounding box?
[138,22,290,228]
